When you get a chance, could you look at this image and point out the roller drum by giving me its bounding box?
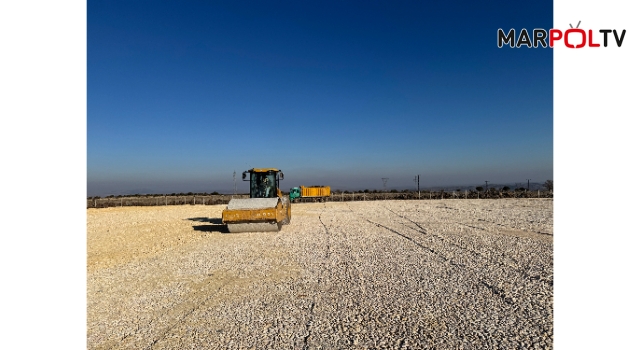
[222,197,289,233]
[227,222,282,233]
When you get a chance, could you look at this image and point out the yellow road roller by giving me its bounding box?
[221,168,291,232]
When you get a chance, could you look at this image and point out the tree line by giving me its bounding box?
[88,181,553,201]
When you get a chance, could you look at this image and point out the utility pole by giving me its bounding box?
[527,179,531,192]
[414,175,420,199]
[382,178,389,191]
[485,181,489,192]
[233,171,237,195]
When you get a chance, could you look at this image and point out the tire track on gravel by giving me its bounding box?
[362,206,553,340]
[359,215,554,339]
[347,203,551,333]
[435,204,553,236]
[384,206,553,287]
[302,203,329,350]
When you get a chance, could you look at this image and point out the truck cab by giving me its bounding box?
[289,187,301,201]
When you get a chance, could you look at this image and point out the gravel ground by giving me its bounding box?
[87,199,553,349]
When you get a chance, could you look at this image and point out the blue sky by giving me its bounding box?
[88,1,553,196]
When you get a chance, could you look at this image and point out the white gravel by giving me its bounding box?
[87,198,553,349]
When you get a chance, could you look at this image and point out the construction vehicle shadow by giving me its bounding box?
[187,217,229,233]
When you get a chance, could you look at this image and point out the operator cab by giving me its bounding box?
[242,168,284,198]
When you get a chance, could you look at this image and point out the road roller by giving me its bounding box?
[221,168,291,233]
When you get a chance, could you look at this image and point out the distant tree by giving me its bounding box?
[502,186,510,191]
[390,189,398,193]
[543,180,553,191]
[475,186,484,192]
[212,191,220,195]
[364,189,370,193]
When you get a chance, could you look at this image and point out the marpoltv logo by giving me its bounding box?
[497,21,626,48]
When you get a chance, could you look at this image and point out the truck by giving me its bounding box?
[289,185,331,202]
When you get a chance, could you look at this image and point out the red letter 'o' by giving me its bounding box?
[565,29,586,48]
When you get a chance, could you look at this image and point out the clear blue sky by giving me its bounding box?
[88,1,553,196]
